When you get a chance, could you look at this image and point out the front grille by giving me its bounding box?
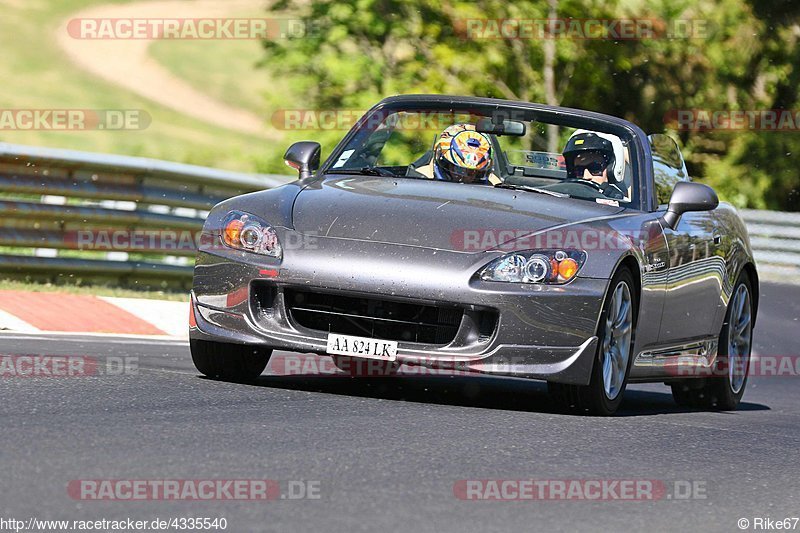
[284,289,464,345]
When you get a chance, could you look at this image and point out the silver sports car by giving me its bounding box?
[189,95,758,415]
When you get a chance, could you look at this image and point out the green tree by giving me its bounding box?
[262,0,800,210]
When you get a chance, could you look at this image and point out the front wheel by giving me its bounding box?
[549,269,638,416]
[190,339,272,381]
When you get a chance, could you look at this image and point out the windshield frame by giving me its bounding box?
[319,95,652,212]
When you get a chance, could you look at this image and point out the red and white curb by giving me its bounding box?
[0,291,188,338]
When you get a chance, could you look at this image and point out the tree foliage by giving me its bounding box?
[263,0,800,210]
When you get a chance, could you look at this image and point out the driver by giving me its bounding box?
[414,123,501,185]
[562,130,625,199]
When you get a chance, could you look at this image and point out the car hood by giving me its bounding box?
[291,176,626,252]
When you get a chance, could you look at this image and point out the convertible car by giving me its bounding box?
[189,95,758,415]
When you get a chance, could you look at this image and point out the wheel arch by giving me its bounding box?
[618,255,642,303]
[592,253,642,337]
[740,262,759,326]
[607,254,642,316]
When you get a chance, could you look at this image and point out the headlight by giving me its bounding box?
[221,210,282,258]
[478,250,586,284]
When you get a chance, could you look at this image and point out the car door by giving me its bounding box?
[648,134,723,343]
[659,211,723,341]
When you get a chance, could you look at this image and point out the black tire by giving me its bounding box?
[190,339,272,381]
[669,380,708,408]
[670,273,753,410]
[549,268,639,416]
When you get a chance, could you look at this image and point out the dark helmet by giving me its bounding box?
[563,131,618,182]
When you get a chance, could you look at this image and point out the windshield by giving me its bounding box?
[325,105,635,206]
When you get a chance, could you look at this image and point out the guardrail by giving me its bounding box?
[0,142,797,289]
[740,209,800,280]
[0,142,291,289]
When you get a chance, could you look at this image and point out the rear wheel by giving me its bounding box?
[670,273,753,410]
[671,380,706,407]
[549,268,638,416]
[190,339,272,381]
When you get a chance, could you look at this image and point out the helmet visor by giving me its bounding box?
[569,150,611,179]
[437,155,491,183]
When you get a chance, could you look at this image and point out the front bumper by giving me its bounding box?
[190,235,608,385]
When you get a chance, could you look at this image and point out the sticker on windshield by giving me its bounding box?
[596,198,620,207]
[520,151,566,170]
[331,150,355,169]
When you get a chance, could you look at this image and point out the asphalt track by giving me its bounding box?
[1,282,798,532]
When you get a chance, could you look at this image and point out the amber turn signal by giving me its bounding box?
[557,258,579,280]
[223,218,244,247]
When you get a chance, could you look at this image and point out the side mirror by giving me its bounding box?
[661,181,719,229]
[284,141,321,180]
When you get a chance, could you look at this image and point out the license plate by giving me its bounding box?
[326,334,398,362]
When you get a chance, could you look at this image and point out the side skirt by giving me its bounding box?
[628,338,719,382]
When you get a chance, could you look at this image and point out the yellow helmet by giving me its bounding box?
[433,124,493,183]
